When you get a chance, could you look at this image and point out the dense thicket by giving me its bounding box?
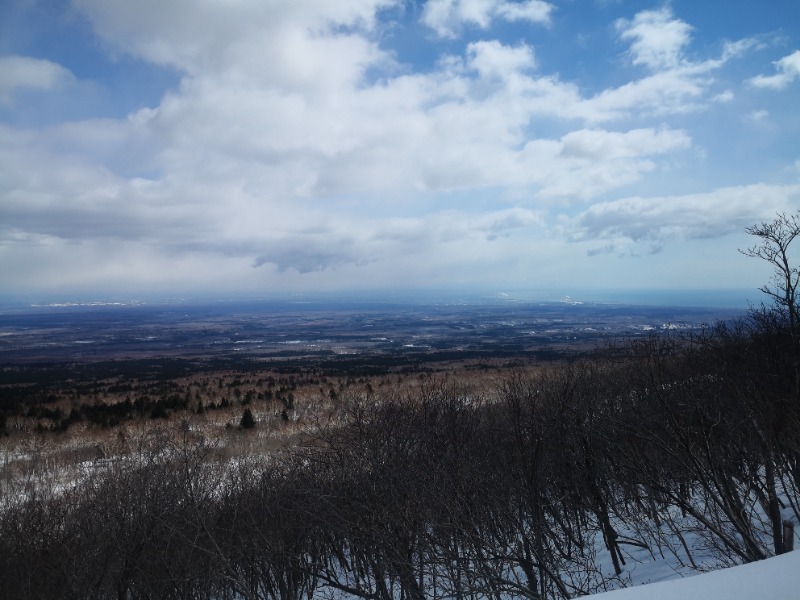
[2,307,799,600]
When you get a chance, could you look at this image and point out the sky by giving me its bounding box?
[1,0,799,304]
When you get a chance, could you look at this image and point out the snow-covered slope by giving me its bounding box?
[590,551,800,600]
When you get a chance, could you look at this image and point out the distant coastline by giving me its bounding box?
[0,287,758,313]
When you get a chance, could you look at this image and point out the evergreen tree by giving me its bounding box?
[240,408,256,429]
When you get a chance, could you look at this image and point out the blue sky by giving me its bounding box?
[1,0,798,305]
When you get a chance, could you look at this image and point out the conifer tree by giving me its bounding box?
[240,408,256,429]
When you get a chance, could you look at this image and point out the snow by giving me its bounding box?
[589,551,800,600]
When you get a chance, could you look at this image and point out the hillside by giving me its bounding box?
[2,310,799,598]
[591,550,800,600]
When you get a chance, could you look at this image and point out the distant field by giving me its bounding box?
[0,298,745,447]
[0,299,743,364]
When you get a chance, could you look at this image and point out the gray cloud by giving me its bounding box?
[252,236,368,273]
[571,184,800,247]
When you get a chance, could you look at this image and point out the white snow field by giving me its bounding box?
[589,550,800,600]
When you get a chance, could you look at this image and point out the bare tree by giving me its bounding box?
[741,211,800,403]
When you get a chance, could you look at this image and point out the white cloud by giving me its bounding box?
[0,55,74,104]
[616,7,692,71]
[62,2,741,187]
[571,184,800,248]
[713,90,734,103]
[495,0,553,24]
[72,0,399,89]
[466,40,536,79]
[748,49,800,90]
[524,127,691,200]
[85,24,692,201]
[0,2,705,283]
[559,127,690,160]
[722,38,759,61]
[422,0,553,39]
[0,1,790,295]
[567,11,756,123]
[586,71,700,120]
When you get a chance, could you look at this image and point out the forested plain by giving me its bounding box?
[1,214,799,600]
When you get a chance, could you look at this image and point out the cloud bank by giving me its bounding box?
[0,1,798,297]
